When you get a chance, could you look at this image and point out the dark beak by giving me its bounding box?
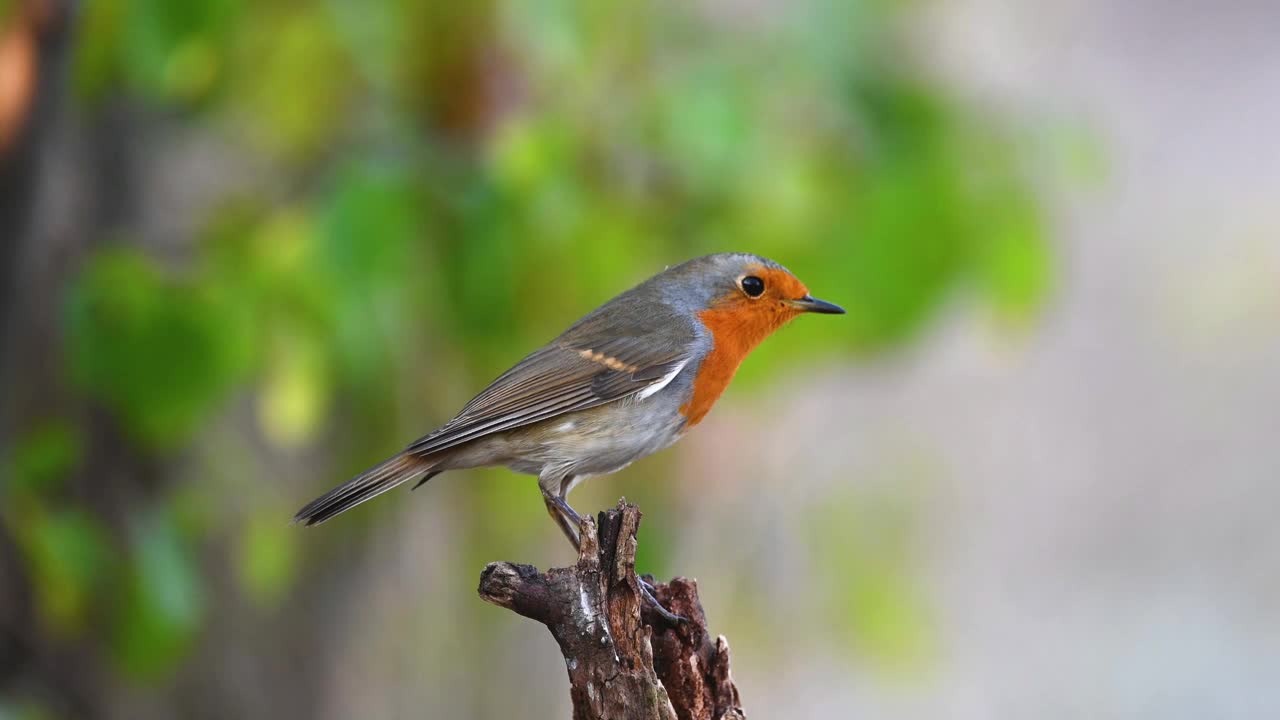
[790,295,846,315]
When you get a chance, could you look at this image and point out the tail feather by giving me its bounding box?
[294,453,436,526]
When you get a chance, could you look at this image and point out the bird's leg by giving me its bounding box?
[542,479,685,625]
[542,488,582,552]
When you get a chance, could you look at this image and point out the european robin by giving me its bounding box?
[295,253,843,613]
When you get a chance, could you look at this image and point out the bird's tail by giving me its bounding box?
[293,452,438,526]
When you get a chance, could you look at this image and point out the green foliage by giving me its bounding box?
[4,425,101,637]
[110,508,205,680]
[74,0,240,102]
[15,509,113,635]
[977,187,1051,325]
[119,0,238,100]
[3,421,81,498]
[230,4,354,156]
[315,163,432,387]
[66,248,254,449]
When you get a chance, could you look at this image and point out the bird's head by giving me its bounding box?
[689,253,844,350]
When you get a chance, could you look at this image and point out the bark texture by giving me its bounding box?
[478,500,745,720]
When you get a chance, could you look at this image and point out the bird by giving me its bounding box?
[294,253,843,612]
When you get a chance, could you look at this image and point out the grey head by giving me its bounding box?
[642,253,790,311]
[614,252,793,312]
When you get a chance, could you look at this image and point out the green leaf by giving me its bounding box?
[123,0,238,100]
[977,196,1052,325]
[231,5,353,156]
[4,421,81,499]
[110,508,204,680]
[658,67,753,194]
[317,164,428,386]
[257,333,330,448]
[65,248,253,449]
[73,0,240,102]
[71,0,126,101]
[18,510,112,634]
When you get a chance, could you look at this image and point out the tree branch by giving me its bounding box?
[478,500,745,720]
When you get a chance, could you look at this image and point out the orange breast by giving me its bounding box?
[681,299,798,427]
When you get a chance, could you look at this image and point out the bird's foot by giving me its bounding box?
[637,574,686,626]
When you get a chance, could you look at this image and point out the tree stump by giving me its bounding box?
[478,500,746,720]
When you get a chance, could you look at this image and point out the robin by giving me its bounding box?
[294,252,843,616]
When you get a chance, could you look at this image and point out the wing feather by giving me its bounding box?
[404,339,690,458]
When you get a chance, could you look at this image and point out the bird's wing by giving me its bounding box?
[405,335,692,458]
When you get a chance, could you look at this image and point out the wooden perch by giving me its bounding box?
[478,500,746,720]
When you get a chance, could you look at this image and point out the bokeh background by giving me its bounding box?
[2,0,1278,718]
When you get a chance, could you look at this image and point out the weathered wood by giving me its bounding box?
[478,500,745,720]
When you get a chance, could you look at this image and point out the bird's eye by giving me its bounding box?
[741,276,765,298]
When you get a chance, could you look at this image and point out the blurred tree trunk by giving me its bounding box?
[479,501,746,720]
[0,3,163,716]
[0,1,110,712]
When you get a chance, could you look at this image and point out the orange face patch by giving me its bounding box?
[679,266,810,427]
[752,266,809,304]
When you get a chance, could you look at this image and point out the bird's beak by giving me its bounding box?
[789,295,846,315]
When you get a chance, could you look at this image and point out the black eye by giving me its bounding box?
[741,276,765,297]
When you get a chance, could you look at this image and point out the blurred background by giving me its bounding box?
[1,0,1278,717]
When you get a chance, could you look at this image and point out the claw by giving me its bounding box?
[638,575,686,625]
